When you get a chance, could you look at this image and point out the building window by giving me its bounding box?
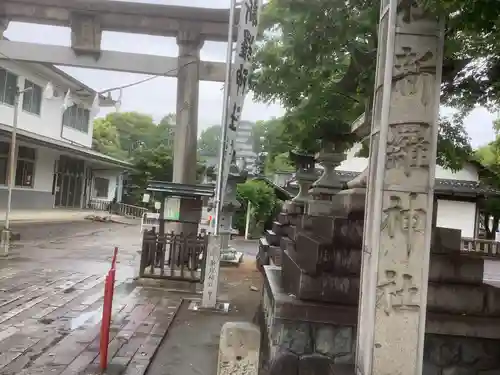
[93,177,109,199]
[0,142,9,185]
[15,146,36,188]
[0,69,18,106]
[62,105,90,133]
[22,80,42,115]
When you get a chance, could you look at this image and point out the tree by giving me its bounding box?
[251,118,290,158]
[127,144,174,204]
[198,125,221,156]
[266,152,295,173]
[92,118,127,160]
[234,180,281,236]
[251,0,490,168]
[102,112,158,156]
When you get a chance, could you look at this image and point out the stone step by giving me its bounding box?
[309,216,363,244]
[431,227,462,254]
[277,212,291,225]
[265,229,280,247]
[285,225,299,242]
[256,237,270,272]
[281,249,360,305]
[259,236,270,250]
[427,282,500,316]
[294,232,361,276]
[272,221,285,237]
[429,254,483,285]
[268,245,282,266]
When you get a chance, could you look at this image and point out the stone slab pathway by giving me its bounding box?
[0,223,182,375]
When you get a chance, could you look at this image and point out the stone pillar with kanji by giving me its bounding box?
[355,2,444,375]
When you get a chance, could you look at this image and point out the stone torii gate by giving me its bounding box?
[0,0,237,230]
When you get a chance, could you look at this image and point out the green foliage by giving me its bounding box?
[437,116,473,171]
[197,125,221,156]
[251,118,290,157]
[128,145,173,203]
[91,112,179,204]
[234,180,280,234]
[92,118,127,160]
[252,0,485,166]
[266,152,295,173]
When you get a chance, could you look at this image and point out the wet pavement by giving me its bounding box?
[0,223,182,375]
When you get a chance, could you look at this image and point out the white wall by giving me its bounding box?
[92,170,120,201]
[0,60,94,148]
[436,199,476,238]
[32,146,58,193]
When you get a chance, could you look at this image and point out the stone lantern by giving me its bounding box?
[289,149,317,206]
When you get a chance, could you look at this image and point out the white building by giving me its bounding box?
[280,144,498,240]
[235,121,257,172]
[0,59,130,210]
[336,148,494,239]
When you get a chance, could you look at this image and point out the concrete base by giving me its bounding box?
[187,299,230,313]
[260,266,500,375]
[260,266,356,374]
[220,250,244,266]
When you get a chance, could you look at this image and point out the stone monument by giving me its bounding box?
[356,1,445,374]
[257,3,500,375]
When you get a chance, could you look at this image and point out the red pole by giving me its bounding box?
[100,274,111,370]
[100,247,119,371]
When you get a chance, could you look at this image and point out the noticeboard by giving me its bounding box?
[164,197,180,220]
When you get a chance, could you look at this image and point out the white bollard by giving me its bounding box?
[217,322,260,375]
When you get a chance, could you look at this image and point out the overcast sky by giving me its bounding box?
[3,0,498,149]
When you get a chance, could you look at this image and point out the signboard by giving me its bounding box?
[164,197,180,220]
[220,0,263,204]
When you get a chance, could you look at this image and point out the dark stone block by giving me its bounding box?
[281,322,313,354]
[256,250,270,273]
[300,215,314,231]
[299,353,334,375]
[278,212,291,226]
[289,213,302,227]
[429,254,483,285]
[282,250,359,305]
[260,237,270,251]
[332,218,363,250]
[266,229,280,246]
[295,232,361,276]
[269,245,282,266]
[269,348,299,375]
[264,266,358,326]
[432,227,462,254]
[273,221,286,236]
[330,364,355,375]
[286,225,299,241]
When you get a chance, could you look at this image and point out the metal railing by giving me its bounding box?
[88,199,148,218]
[115,202,148,218]
[88,199,111,212]
[461,237,500,257]
[139,229,208,282]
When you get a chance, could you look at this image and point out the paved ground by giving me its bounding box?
[146,259,262,375]
[0,221,262,375]
[0,222,183,375]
